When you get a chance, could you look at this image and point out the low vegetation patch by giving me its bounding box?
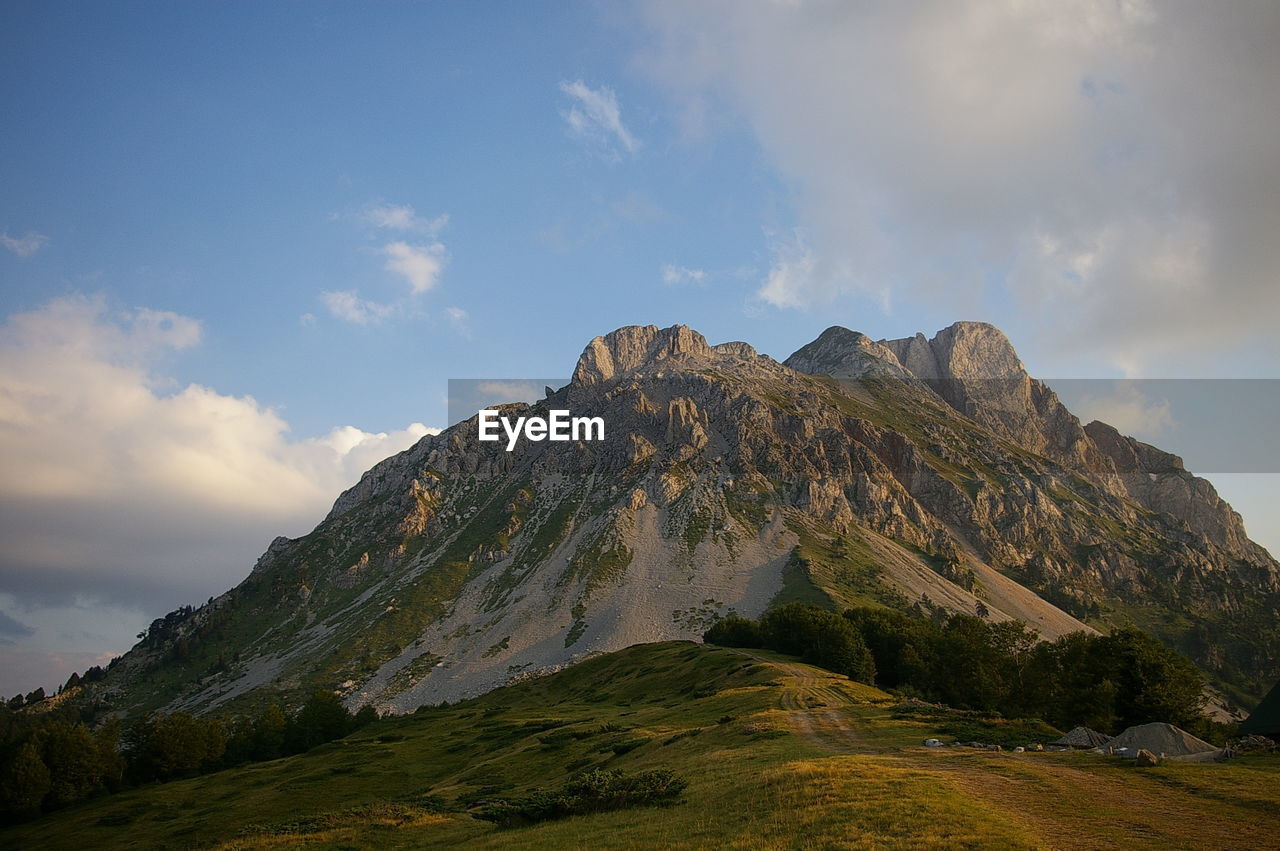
[240,796,448,838]
[472,768,687,827]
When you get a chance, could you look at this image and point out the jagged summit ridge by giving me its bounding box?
[784,321,1026,383]
[782,321,1269,564]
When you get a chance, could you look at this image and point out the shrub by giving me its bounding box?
[609,737,648,755]
[473,768,687,827]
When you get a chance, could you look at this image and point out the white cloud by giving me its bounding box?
[303,422,435,485]
[383,240,446,294]
[317,203,450,319]
[0,295,438,619]
[318,203,451,314]
[364,203,449,236]
[1072,382,1175,438]
[639,1,1280,371]
[559,79,641,157]
[661,264,706,285]
[320,290,394,325]
[0,230,49,257]
[757,231,817,309]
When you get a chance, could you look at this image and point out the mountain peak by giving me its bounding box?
[919,321,1026,379]
[783,321,1027,384]
[783,326,908,379]
[573,324,713,384]
[876,321,1025,382]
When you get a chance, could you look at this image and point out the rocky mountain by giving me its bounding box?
[93,323,1279,720]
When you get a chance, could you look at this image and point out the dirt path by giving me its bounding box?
[737,651,877,753]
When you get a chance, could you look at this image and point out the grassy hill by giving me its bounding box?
[6,641,1279,849]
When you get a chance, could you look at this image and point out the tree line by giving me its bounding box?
[705,602,1216,738]
[0,689,379,823]
[4,663,112,712]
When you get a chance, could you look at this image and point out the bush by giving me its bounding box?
[473,768,687,827]
[566,768,686,812]
[608,737,648,756]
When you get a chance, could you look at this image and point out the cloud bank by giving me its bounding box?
[639,0,1280,371]
[0,296,436,620]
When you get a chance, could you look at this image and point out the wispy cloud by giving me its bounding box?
[661,264,706,285]
[559,80,641,158]
[1,230,49,258]
[364,203,449,236]
[444,306,470,336]
[320,290,394,325]
[316,203,451,317]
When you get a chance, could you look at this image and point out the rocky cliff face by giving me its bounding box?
[95,322,1280,719]
[788,323,1269,566]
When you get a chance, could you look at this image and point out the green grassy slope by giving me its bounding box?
[7,641,1279,849]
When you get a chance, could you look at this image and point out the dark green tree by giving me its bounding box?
[36,721,108,808]
[125,713,226,782]
[251,702,288,761]
[703,615,763,648]
[286,690,351,753]
[844,607,938,691]
[1103,628,1205,729]
[760,604,876,683]
[0,741,51,818]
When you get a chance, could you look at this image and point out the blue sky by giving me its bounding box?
[1,1,843,437]
[1,1,1278,695]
